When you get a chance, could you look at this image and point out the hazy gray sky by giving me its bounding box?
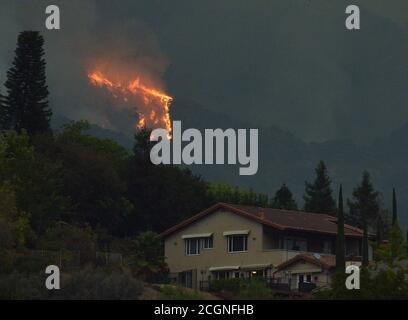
[1,0,407,143]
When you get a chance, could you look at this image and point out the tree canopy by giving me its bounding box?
[271,183,298,210]
[303,161,336,214]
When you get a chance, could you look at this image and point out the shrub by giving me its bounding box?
[315,266,408,300]
[209,278,275,300]
[209,278,241,293]
[0,268,143,300]
[236,278,275,300]
[128,232,168,282]
[0,272,46,299]
[159,285,204,300]
[37,222,96,265]
[53,268,143,300]
[13,251,56,273]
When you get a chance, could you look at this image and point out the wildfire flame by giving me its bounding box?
[88,70,173,137]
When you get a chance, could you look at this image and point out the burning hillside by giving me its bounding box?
[88,69,173,137]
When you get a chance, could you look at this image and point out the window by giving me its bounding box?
[228,235,248,253]
[299,274,312,283]
[185,238,200,255]
[202,236,213,249]
[285,237,307,251]
[323,241,331,254]
[215,271,229,280]
[250,270,260,278]
[184,235,213,255]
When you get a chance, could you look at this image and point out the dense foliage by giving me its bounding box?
[271,183,298,210]
[0,269,143,300]
[207,182,269,207]
[209,278,276,300]
[348,171,380,266]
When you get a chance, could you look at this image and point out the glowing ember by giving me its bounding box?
[88,70,173,136]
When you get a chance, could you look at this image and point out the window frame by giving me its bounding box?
[285,237,307,251]
[299,274,312,284]
[185,238,201,256]
[227,234,248,253]
[202,236,213,250]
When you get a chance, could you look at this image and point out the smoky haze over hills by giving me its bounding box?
[53,98,408,230]
[3,0,408,228]
[2,0,408,144]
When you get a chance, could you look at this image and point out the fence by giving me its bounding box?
[198,277,324,294]
[21,249,81,270]
[95,251,123,266]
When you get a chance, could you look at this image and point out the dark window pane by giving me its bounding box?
[203,236,213,249]
[228,235,248,252]
[233,235,244,251]
[186,238,200,255]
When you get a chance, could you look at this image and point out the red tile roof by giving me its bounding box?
[274,254,366,272]
[160,202,366,238]
[274,253,336,272]
[226,204,364,237]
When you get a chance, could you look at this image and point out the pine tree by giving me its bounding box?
[271,183,298,210]
[345,204,360,228]
[376,215,384,246]
[392,188,398,226]
[1,31,51,135]
[133,126,154,164]
[390,222,405,262]
[406,230,408,255]
[336,185,345,272]
[303,161,336,214]
[0,92,6,130]
[348,171,380,267]
[375,222,406,265]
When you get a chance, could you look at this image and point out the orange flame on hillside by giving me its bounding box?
[88,70,173,136]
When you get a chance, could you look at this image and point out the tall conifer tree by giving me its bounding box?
[348,171,380,267]
[303,161,336,214]
[0,92,6,130]
[336,185,345,272]
[1,31,51,134]
[406,230,408,255]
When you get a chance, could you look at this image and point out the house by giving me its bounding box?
[160,202,371,291]
[272,253,362,292]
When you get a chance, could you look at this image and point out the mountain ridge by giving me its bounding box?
[52,100,408,229]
